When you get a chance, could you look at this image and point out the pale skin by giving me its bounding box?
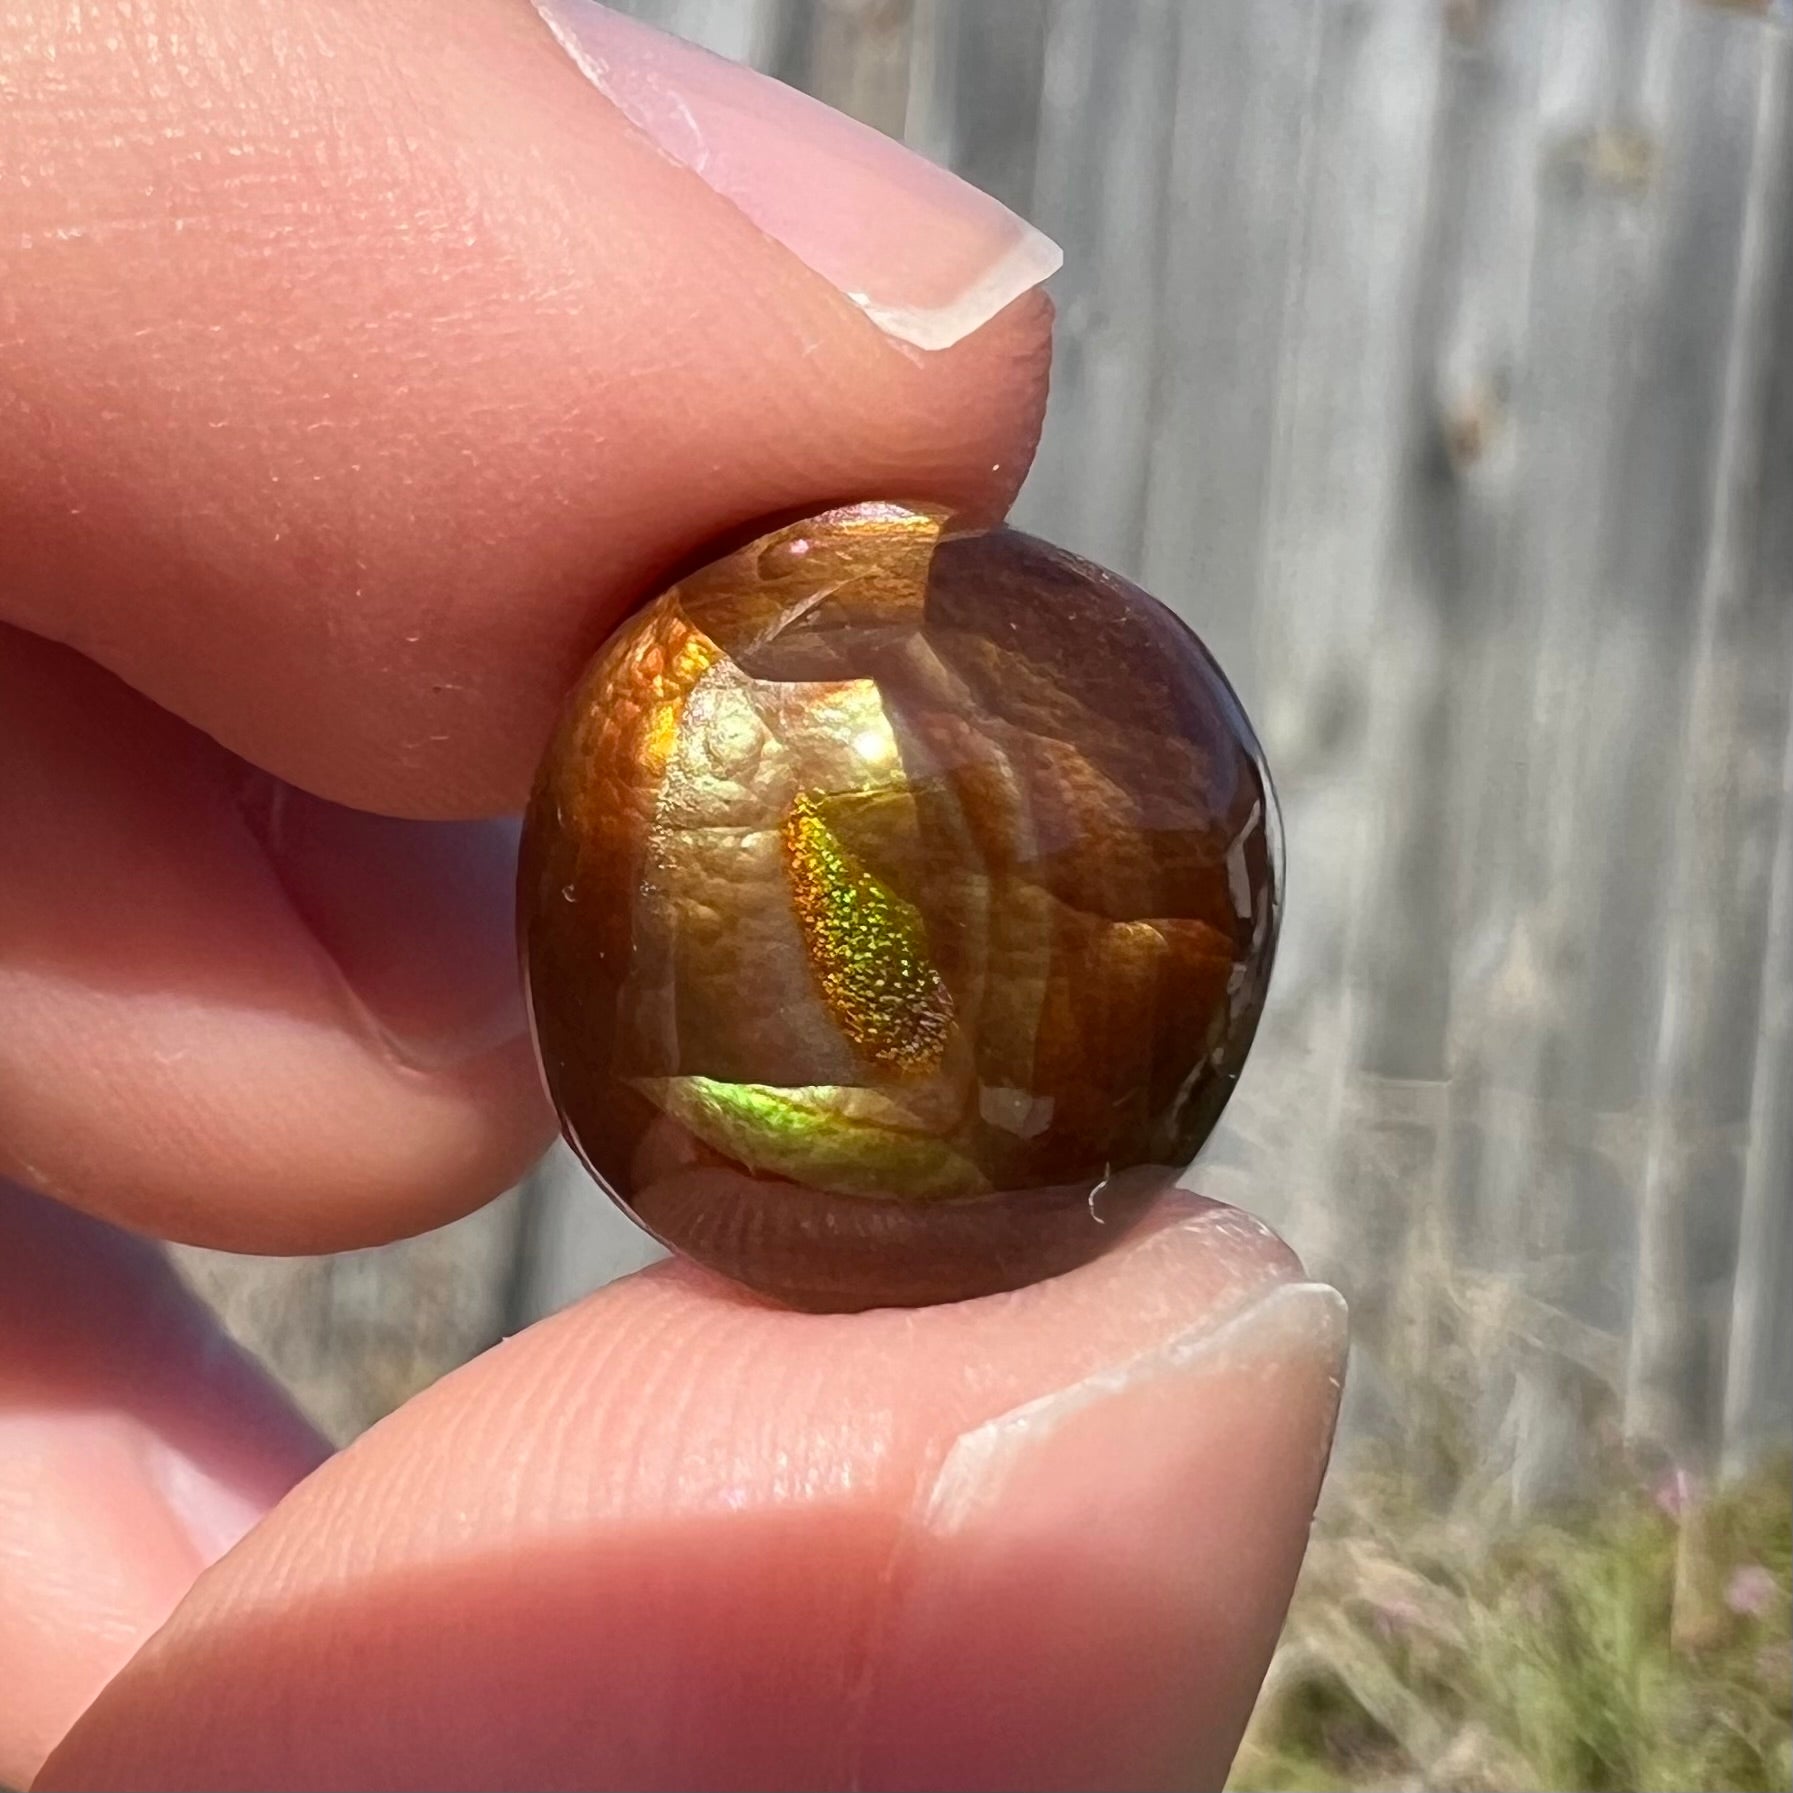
[0,3,1348,1788]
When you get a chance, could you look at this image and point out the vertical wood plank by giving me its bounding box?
[1439,0,1671,1505]
[1721,30,1793,1475]
[903,0,1047,215]
[1217,0,1447,1389]
[1627,12,1793,1459]
[1010,0,1183,574]
[1137,0,1316,705]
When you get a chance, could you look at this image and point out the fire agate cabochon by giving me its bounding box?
[521,503,1279,1310]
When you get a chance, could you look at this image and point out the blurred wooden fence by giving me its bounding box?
[179,0,1793,1497]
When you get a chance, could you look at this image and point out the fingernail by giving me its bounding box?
[138,1434,272,1566]
[239,779,527,1070]
[529,1,1062,351]
[0,1410,273,1573]
[858,1279,1348,1792]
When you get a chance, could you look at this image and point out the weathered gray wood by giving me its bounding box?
[172,1192,524,1444]
[1016,0,1183,576]
[1385,0,1560,1503]
[1136,0,1314,702]
[1213,0,1449,1460]
[1722,32,1793,1476]
[1455,0,1660,1506]
[1725,642,1793,1473]
[505,1142,668,1327]
[1624,8,1792,1461]
[623,0,775,65]
[904,1,1046,219]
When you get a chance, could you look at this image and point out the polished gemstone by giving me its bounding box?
[520,503,1280,1310]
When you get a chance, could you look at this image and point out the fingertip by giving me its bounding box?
[860,1272,1346,1791]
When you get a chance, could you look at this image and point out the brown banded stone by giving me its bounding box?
[520,502,1280,1311]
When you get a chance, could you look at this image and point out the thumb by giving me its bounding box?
[40,1200,1346,1793]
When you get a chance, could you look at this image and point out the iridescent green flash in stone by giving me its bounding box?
[781,792,953,1075]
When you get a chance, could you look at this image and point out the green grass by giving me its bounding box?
[1230,1455,1792,1793]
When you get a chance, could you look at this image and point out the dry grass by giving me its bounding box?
[1231,1453,1792,1793]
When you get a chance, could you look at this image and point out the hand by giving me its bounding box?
[0,3,1347,1787]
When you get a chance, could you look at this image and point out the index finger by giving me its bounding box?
[0,0,1054,818]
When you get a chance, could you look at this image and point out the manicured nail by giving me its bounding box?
[858,1278,1348,1792]
[528,1,1062,351]
[0,1410,272,1574]
[138,1434,272,1566]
